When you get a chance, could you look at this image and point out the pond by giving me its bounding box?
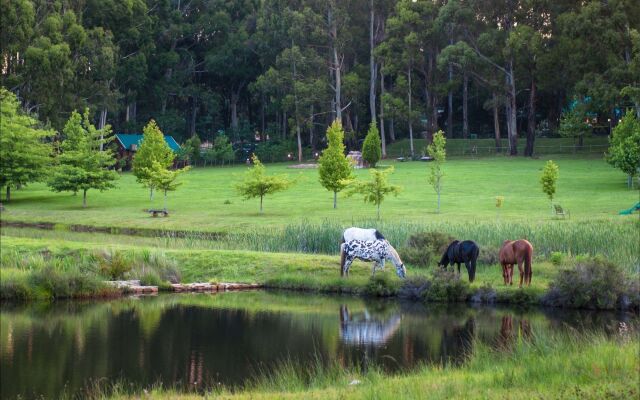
[1,291,637,399]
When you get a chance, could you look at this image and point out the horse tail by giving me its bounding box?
[374,230,385,240]
[524,244,533,283]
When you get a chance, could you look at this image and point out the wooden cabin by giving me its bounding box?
[114,133,181,170]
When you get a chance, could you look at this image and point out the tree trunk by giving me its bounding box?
[150,188,154,202]
[389,118,395,142]
[377,202,380,220]
[437,189,440,214]
[525,79,536,157]
[83,189,87,208]
[261,93,266,137]
[507,59,518,156]
[309,105,315,150]
[99,108,107,151]
[462,71,469,139]
[447,65,453,138]
[296,125,303,162]
[380,65,386,158]
[164,190,168,211]
[282,110,287,140]
[369,1,377,124]
[230,90,240,131]
[260,195,263,213]
[493,92,501,153]
[333,191,337,209]
[329,6,341,121]
[190,97,197,136]
[5,185,10,202]
[408,64,414,158]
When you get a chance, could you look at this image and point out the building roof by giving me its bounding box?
[115,133,181,152]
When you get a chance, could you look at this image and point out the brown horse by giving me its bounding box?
[498,239,533,287]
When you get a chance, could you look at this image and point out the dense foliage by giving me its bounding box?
[362,121,382,167]
[540,160,559,205]
[0,88,54,201]
[2,0,638,154]
[236,155,292,213]
[606,110,640,187]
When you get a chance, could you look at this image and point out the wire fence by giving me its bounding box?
[386,144,610,159]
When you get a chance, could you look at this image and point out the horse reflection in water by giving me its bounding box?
[497,314,532,349]
[339,305,402,346]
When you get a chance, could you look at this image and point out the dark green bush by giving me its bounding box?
[398,276,431,300]
[399,231,454,268]
[0,277,32,300]
[549,252,565,266]
[542,256,637,310]
[470,283,497,304]
[422,269,470,302]
[363,274,397,297]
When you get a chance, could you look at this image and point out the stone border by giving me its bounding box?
[106,280,262,294]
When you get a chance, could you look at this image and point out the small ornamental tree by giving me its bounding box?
[347,166,401,219]
[606,110,640,188]
[213,134,234,165]
[141,161,190,211]
[133,120,174,201]
[0,88,54,202]
[236,155,292,213]
[427,130,446,213]
[48,110,119,207]
[362,121,382,167]
[558,103,591,148]
[540,160,559,213]
[318,119,354,208]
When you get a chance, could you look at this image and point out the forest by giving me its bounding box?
[2,0,639,158]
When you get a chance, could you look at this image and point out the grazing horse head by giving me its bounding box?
[386,244,407,279]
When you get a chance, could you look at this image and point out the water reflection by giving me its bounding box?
[1,292,636,399]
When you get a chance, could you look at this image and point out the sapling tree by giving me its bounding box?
[606,110,640,188]
[48,110,119,207]
[0,88,54,202]
[236,155,292,213]
[540,160,559,213]
[141,161,190,211]
[427,130,446,213]
[558,102,591,148]
[318,119,353,208]
[362,121,382,167]
[133,120,175,201]
[347,166,401,219]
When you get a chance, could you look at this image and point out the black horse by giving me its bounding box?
[438,240,480,282]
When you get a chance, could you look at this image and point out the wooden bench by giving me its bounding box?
[553,204,570,219]
[148,209,169,217]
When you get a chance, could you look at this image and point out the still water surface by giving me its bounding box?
[1,291,636,399]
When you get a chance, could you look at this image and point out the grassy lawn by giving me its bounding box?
[1,155,637,232]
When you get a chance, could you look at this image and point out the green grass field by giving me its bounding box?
[1,155,636,232]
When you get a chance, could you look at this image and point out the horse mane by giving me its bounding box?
[386,243,403,266]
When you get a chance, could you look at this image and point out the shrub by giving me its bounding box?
[542,256,637,310]
[478,245,500,265]
[363,274,396,297]
[362,121,382,167]
[422,269,470,302]
[399,231,454,268]
[549,251,565,266]
[470,283,497,304]
[398,276,431,300]
[98,250,132,280]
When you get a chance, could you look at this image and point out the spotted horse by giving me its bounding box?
[340,240,407,279]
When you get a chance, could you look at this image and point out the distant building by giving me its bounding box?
[114,133,181,170]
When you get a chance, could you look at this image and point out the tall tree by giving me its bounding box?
[0,88,54,202]
[318,119,354,208]
[48,110,119,207]
[133,120,175,201]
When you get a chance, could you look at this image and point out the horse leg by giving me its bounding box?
[501,263,508,285]
[343,257,353,277]
[518,260,524,288]
[457,263,461,275]
[508,264,514,285]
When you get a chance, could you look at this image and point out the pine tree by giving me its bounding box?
[362,121,382,167]
[48,110,119,207]
[133,120,175,200]
[236,155,292,213]
[0,88,54,202]
[318,119,354,208]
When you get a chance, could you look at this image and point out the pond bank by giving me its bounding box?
[1,235,638,310]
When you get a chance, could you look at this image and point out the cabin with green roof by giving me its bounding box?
[114,133,181,170]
